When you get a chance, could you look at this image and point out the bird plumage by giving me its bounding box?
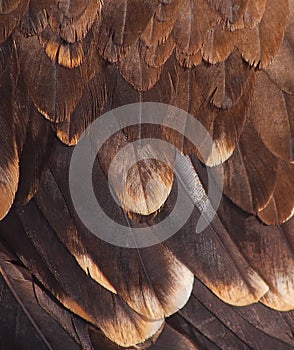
[0,0,293,349]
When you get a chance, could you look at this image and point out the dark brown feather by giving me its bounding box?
[0,244,81,350]
[15,104,55,206]
[98,0,154,63]
[0,1,293,349]
[217,193,294,310]
[34,141,193,322]
[19,0,48,36]
[55,66,107,145]
[0,39,23,219]
[15,200,165,348]
[17,30,101,122]
[0,0,28,43]
[222,119,278,215]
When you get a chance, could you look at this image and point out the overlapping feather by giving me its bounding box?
[0,0,293,349]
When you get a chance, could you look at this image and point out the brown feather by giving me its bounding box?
[141,14,175,47]
[0,0,28,44]
[155,0,181,22]
[172,0,219,56]
[250,71,292,161]
[284,93,294,161]
[195,50,253,108]
[201,22,238,64]
[180,279,294,349]
[258,161,294,225]
[165,157,268,307]
[0,39,23,219]
[55,66,107,145]
[52,0,100,43]
[15,105,54,206]
[237,0,289,68]
[98,0,154,63]
[206,0,248,24]
[243,0,267,28]
[37,141,193,322]
[218,194,294,310]
[222,119,278,214]
[142,34,175,68]
[19,0,48,36]
[265,35,294,95]
[0,244,82,350]
[0,1,293,348]
[17,31,101,122]
[118,41,162,92]
[182,54,255,165]
[15,200,164,348]
[0,0,22,14]
[175,48,202,68]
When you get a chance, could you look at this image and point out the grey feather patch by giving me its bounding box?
[175,153,219,233]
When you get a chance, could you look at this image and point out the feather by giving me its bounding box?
[118,41,162,92]
[55,66,108,145]
[141,14,175,47]
[286,0,294,48]
[175,48,202,68]
[0,39,22,219]
[15,200,164,348]
[164,54,254,165]
[0,1,294,349]
[155,0,181,22]
[148,324,198,350]
[265,35,294,95]
[17,31,101,122]
[172,0,218,56]
[206,0,248,24]
[180,279,294,349]
[15,104,55,206]
[199,81,252,166]
[201,22,237,64]
[0,0,28,44]
[285,93,294,161]
[195,50,253,109]
[98,130,174,216]
[179,295,252,349]
[35,140,193,322]
[250,71,292,161]
[243,0,267,28]
[142,34,175,68]
[0,0,22,14]
[0,244,81,350]
[40,27,86,68]
[217,194,294,310]
[222,119,278,215]
[98,0,154,63]
[167,313,221,350]
[258,161,294,225]
[51,0,100,43]
[19,0,48,36]
[237,0,289,68]
[165,156,269,307]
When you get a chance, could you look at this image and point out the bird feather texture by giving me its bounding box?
[0,0,293,349]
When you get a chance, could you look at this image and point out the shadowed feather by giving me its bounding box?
[0,1,293,349]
